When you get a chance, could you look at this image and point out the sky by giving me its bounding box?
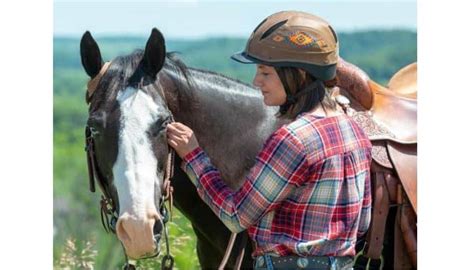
[54,0,417,38]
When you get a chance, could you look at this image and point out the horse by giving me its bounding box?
[80,28,417,269]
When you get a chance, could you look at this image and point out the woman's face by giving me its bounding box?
[253,64,287,106]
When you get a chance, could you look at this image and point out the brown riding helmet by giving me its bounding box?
[232,10,339,81]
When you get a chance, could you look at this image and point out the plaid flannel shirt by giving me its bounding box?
[182,114,372,257]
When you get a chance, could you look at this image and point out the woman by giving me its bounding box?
[167,11,372,270]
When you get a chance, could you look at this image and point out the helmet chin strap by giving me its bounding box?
[283,79,322,107]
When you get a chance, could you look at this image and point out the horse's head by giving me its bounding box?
[80,28,173,260]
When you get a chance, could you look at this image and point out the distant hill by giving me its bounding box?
[54,29,416,90]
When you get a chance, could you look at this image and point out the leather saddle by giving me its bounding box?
[336,59,417,214]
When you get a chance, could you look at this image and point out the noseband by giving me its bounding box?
[84,63,176,269]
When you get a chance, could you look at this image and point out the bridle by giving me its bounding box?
[85,123,175,269]
[84,62,176,270]
[84,61,245,270]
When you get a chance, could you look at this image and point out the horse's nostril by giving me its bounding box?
[116,218,131,243]
[115,213,159,259]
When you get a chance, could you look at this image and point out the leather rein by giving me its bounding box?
[84,62,176,270]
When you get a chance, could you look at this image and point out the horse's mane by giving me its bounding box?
[165,52,259,97]
[163,52,262,114]
[91,49,258,113]
[187,66,256,92]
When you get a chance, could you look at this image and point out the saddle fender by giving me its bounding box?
[387,141,417,214]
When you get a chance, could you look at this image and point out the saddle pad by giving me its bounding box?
[371,141,393,169]
[351,111,397,142]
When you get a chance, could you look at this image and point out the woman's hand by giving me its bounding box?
[166,122,200,158]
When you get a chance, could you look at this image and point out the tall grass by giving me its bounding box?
[54,207,199,269]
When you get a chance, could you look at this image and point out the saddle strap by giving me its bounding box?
[218,233,237,270]
[394,214,411,269]
[233,232,248,270]
[218,231,249,270]
[364,170,390,259]
[399,196,417,267]
[394,194,417,269]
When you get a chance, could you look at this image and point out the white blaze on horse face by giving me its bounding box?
[114,86,161,219]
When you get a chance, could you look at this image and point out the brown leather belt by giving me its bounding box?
[253,254,353,270]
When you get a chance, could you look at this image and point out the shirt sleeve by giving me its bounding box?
[181,127,308,233]
[357,150,372,237]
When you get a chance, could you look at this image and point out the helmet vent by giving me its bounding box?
[260,19,288,40]
[328,25,338,43]
[253,18,268,34]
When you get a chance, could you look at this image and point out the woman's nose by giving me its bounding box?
[253,75,262,88]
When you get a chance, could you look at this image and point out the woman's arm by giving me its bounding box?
[167,122,308,233]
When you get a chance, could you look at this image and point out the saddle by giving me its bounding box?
[387,62,417,99]
[336,59,417,213]
[335,59,417,267]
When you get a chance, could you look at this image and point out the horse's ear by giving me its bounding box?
[80,31,104,78]
[143,28,166,78]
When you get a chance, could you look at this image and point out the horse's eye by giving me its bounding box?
[87,112,107,136]
[89,127,100,137]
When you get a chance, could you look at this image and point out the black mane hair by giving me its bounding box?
[89,50,197,112]
[188,66,256,92]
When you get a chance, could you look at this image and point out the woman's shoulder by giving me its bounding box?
[285,112,344,137]
[266,116,319,154]
[287,113,370,150]
[264,122,306,151]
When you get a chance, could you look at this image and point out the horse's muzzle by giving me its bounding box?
[115,212,163,260]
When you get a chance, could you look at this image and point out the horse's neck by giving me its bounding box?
[172,69,284,189]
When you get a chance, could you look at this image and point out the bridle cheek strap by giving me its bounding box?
[86,61,111,103]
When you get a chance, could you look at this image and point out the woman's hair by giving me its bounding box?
[275,66,338,119]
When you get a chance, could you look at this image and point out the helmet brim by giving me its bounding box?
[231,51,337,81]
[231,51,263,64]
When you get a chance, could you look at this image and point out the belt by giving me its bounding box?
[253,254,353,270]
